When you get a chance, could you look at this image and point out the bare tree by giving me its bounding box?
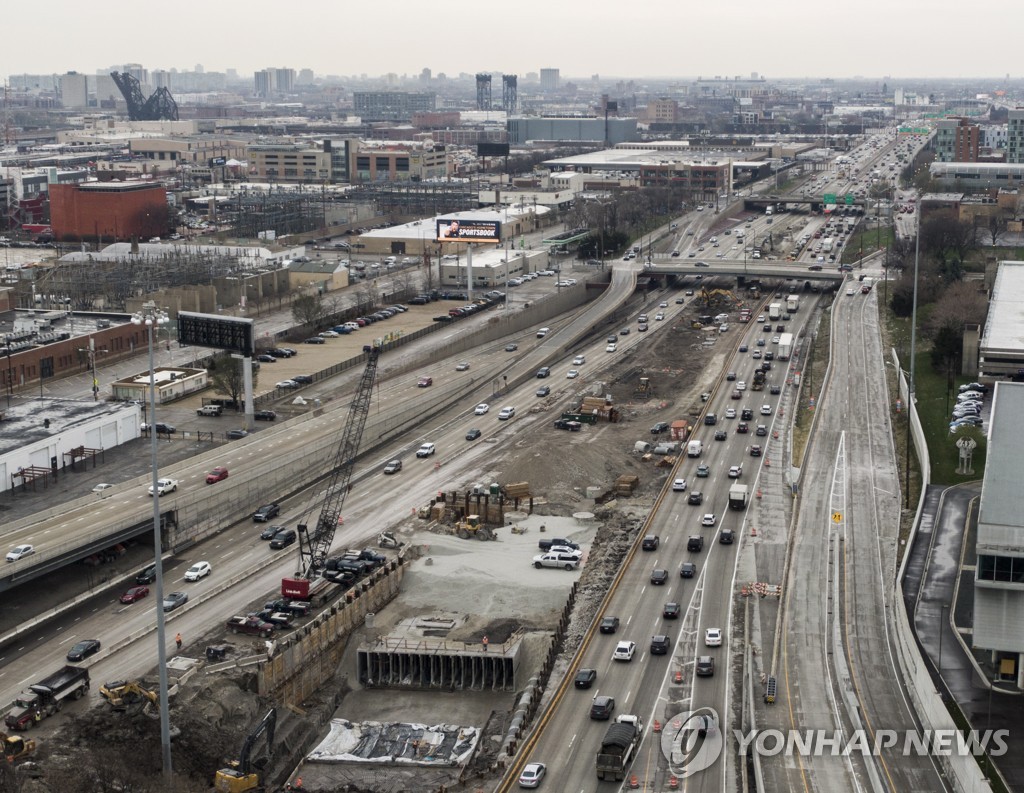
[208,351,259,406]
[291,293,324,327]
[985,212,1010,247]
[922,280,989,341]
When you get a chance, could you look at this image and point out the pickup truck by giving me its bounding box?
[225,616,275,638]
[196,404,223,417]
[538,537,580,552]
[149,477,179,496]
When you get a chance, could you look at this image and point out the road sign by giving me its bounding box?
[832,512,842,524]
[845,194,854,205]
[823,193,836,204]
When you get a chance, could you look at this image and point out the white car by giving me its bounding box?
[725,408,737,419]
[672,478,687,492]
[415,442,436,458]
[6,544,35,562]
[612,640,637,662]
[498,406,516,420]
[705,628,723,647]
[606,344,617,353]
[318,330,339,338]
[760,404,772,415]
[276,379,299,389]
[519,762,547,788]
[659,301,668,308]
[566,369,580,379]
[736,381,746,391]
[655,313,665,321]
[184,561,212,581]
[149,477,179,497]
[91,483,114,496]
[701,513,717,527]
[572,355,586,365]
[474,403,490,415]
[455,361,471,371]
[728,465,743,479]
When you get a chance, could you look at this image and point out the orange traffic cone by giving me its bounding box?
[674,670,683,683]
[629,775,640,789]
[751,526,758,536]
[669,776,679,789]
[653,719,662,733]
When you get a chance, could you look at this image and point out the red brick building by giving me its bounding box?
[50,181,169,242]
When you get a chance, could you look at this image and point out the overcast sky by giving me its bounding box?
[2,0,1019,82]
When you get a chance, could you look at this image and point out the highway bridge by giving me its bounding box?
[645,258,846,283]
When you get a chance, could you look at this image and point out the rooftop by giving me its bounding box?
[980,261,1024,353]
[978,382,1024,548]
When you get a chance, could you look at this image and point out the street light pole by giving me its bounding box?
[906,216,921,508]
[131,301,173,784]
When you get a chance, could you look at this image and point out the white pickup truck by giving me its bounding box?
[196,404,223,417]
[532,552,581,571]
[149,477,179,496]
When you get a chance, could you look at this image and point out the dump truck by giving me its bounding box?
[768,302,782,321]
[5,666,90,730]
[728,484,749,510]
[596,714,644,781]
[777,332,793,361]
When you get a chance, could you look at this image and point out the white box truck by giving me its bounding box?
[786,295,799,312]
[778,332,793,360]
[768,303,782,321]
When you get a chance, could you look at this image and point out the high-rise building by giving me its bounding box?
[274,68,295,93]
[353,91,436,122]
[59,72,88,108]
[540,68,560,92]
[1007,109,1024,164]
[254,70,273,98]
[935,117,980,163]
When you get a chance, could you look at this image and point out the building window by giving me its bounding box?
[978,553,1024,583]
[357,157,370,169]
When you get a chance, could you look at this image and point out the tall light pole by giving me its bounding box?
[131,301,173,783]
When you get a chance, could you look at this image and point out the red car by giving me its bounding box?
[206,466,229,484]
[417,377,433,387]
[120,585,150,604]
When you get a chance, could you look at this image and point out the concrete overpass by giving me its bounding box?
[740,193,867,212]
[644,257,846,284]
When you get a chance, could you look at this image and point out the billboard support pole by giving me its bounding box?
[467,244,473,302]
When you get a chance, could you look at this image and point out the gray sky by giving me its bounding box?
[2,0,1019,81]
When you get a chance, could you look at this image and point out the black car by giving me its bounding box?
[650,634,671,655]
[268,348,291,358]
[269,529,297,549]
[642,534,660,551]
[650,569,669,585]
[144,422,176,435]
[756,424,768,436]
[226,429,249,440]
[254,609,293,626]
[599,616,620,634]
[687,536,704,552]
[651,422,670,435]
[741,408,754,420]
[536,367,551,378]
[688,491,703,505]
[465,428,482,441]
[303,336,325,344]
[260,523,286,540]
[664,602,681,619]
[256,354,277,363]
[254,410,277,421]
[136,563,157,584]
[696,656,715,676]
[590,695,616,720]
[293,375,314,385]
[536,385,551,397]
[714,430,727,441]
[769,384,781,395]
[764,351,775,361]
[737,422,749,434]
[66,638,101,662]
[574,668,597,689]
[253,503,281,522]
[680,562,697,578]
[704,413,717,425]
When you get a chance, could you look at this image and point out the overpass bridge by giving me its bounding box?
[645,258,845,284]
[741,193,867,213]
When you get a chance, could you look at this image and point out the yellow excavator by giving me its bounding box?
[455,514,495,541]
[1,732,35,763]
[99,680,159,712]
[215,709,276,793]
[698,288,739,307]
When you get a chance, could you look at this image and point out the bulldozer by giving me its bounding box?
[454,514,495,541]
[214,709,276,793]
[378,531,403,549]
[1,732,35,763]
[99,680,158,713]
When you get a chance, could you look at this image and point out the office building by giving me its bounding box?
[935,117,980,163]
[539,68,560,92]
[59,72,88,108]
[353,92,436,122]
[1007,109,1024,164]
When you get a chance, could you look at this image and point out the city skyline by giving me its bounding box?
[1,0,1021,83]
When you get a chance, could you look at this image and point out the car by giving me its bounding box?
[696,463,710,477]
[120,585,150,604]
[498,406,516,420]
[695,261,710,267]
[728,465,743,478]
[688,491,703,506]
[260,523,286,540]
[226,428,249,440]
[565,369,580,379]
[737,422,749,435]
[741,408,754,420]
[276,379,300,389]
[650,634,671,655]
[606,344,617,353]
[504,343,518,352]
[752,350,762,359]
[474,403,490,415]
[518,762,547,789]
[417,376,433,388]
[763,324,772,332]
[572,355,586,365]
[680,561,697,579]
[655,313,665,321]
[687,536,704,552]
[652,421,670,435]
[650,568,669,585]
[726,371,737,381]
[719,529,735,544]
[253,409,278,422]
[696,655,716,676]
[206,466,229,484]
[269,528,297,549]
[149,477,179,496]
[416,442,436,458]
[769,384,781,395]
[382,458,404,475]
[771,336,781,344]
[135,564,157,584]
[163,591,189,612]
[599,616,621,634]
[642,534,661,550]
[731,389,742,400]
[613,641,637,662]
[535,367,551,379]
[455,361,471,371]
[637,323,649,333]
[66,639,102,662]
[764,351,775,361]
[537,327,551,337]
[737,381,747,391]
[141,422,176,435]
[672,478,687,492]
[664,602,681,619]
[91,482,115,496]
[704,413,717,425]
[184,561,211,581]
[725,408,737,419]
[535,385,551,397]
[465,428,482,441]
[304,336,326,344]
[574,668,598,689]
[318,330,339,338]
[714,429,727,441]
[701,513,717,527]
[253,503,281,522]
[761,404,772,415]
[756,338,766,347]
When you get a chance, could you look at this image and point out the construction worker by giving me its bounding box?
[294,778,303,789]
[482,635,489,652]
[175,633,182,650]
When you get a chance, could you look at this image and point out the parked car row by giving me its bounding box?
[950,382,988,433]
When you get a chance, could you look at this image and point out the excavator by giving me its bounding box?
[0,731,35,763]
[99,680,159,713]
[698,288,741,308]
[214,709,276,793]
[454,514,495,541]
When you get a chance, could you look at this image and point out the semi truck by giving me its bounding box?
[729,484,749,510]
[596,715,644,781]
[778,332,793,361]
[5,666,90,730]
[786,294,799,312]
[768,302,782,321]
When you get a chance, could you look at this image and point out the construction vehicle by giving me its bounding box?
[214,708,276,793]
[99,680,159,712]
[5,666,90,730]
[698,288,740,308]
[455,514,495,541]
[0,732,35,763]
[378,531,403,549]
[752,370,766,391]
[596,714,643,781]
[282,347,380,600]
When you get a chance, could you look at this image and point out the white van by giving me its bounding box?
[687,440,703,458]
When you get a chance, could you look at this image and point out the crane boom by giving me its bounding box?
[296,347,380,577]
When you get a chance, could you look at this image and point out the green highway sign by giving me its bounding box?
[823,193,836,204]
[845,194,854,205]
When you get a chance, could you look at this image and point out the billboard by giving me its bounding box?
[178,311,255,357]
[208,156,227,167]
[477,142,510,158]
[436,218,502,244]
